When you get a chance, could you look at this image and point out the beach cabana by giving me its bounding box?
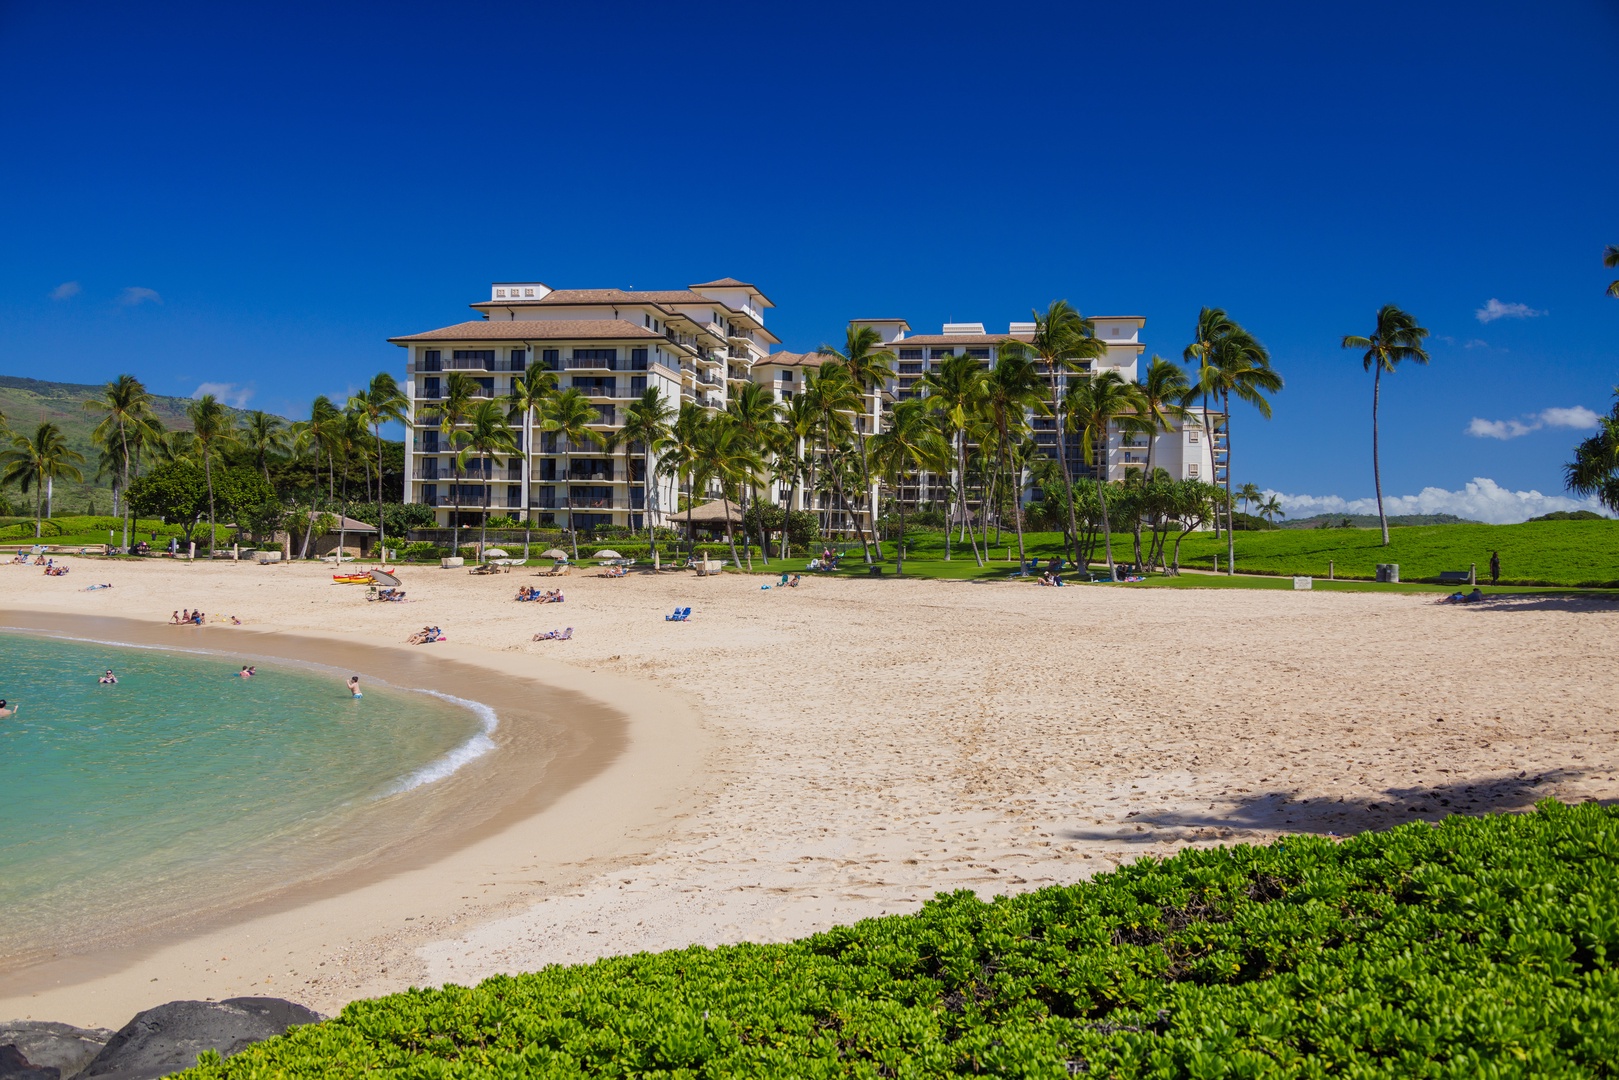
[288,513,378,559]
[678,500,743,538]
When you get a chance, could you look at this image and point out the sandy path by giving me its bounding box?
[2,556,1615,1025]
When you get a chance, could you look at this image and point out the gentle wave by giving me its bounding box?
[382,689,500,796]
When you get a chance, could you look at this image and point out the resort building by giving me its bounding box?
[391,278,778,530]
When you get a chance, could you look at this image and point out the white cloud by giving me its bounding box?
[192,382,254,408]
[50,281,81,300]
[1475,298,1545,323]
[1269,478,1610,525]
[1466,405,1604,440]
[1463,339,1489,349]
[119,286,163,306]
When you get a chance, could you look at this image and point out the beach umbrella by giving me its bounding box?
[484,548,509,557]
[369,569,402,587]
[593,549,623,560]
[541,548,569,559]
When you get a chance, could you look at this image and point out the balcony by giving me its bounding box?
[697,371,722,386]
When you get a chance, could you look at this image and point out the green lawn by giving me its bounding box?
[737,520,1618,589]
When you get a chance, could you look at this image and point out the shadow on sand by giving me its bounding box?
[1440,592,1619,614]
[1063,768,1612,845]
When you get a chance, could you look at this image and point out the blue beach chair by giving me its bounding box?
[665,606,691,622]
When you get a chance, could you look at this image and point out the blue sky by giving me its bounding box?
[2,1,1614,520]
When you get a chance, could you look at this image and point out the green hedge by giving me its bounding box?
[180,802,1618,1078]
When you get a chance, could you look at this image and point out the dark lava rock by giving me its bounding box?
[0,1043,60,1080]
[79,998,321,1080]
[0,1023,113,1080]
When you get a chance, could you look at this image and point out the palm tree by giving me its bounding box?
[185,395,235,556]
[723,381,780,569]
[1605,245,1619,299]
[692,415,764,570]
[1237,482,1264,519]
[983,343,1046,566]
[615,387,674,540]
[83,374,158,550]
[1259,494,1286,525]
[1565,387,1619,513]
[539,388,606,562]
[920,353,990,565]
[241,410,289,486]
[657,402,707,554]
[869,398,949,574]
[1027,301,1107,567]
[803,362,860,541]
[1342,305,1429,546]
[289,396,344,558]
[774,389,818,559]
[347,373,409,559]
[0,423,85,537]
[1065,370,1145,579]
[1135,357,1193,482]
[1186,309,1281,574]
[457,400,519,559]
[817,326,895,564]
[426,373,478,535]
[505,365,558,559]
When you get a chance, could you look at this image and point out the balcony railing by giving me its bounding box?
[564,356,650,372]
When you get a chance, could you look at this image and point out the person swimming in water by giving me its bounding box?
[0,699,17,718]
[238,666,254,678]
[347,675,362,698]
[99,670,117,684]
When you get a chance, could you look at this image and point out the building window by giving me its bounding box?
[930,348,954,359]
[542,349,560,370]
[422,483,437,505]
[781,389,794,401]
[898,349,922,360]
[422,376,440,400]
[630,347,648,370]
[422,349,441,371]
[510,348,527,371]
[780,369,793,381]
[524,288,535,297]
[966,347,991,359]
[572,348,618,364]
[1188,428,1200,444]
[1188,464,1200,478]
[453,349,496,369]
[495,288,506,297]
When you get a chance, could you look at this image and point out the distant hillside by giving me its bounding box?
[0,375,274,514]
[1279,512,1483,530]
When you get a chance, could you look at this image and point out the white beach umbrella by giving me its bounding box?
[541,548,569,560]
[592,549,623,560]
[484,548,509,557]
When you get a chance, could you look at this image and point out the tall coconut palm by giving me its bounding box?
[692,415,764,570]
[539,388,606,562]
[1065,370,1146,579]
[816,326,895,563]
[869,398,949,574]
[241,410,289,486]
[457,400,518,559]
[1027,301,1107,567]
[919,353,990,565]
[83,374,158,550]
[803,362,860,541]
[723,381,780,569]
[613,386,674,540]
[984,343,1046,565]
[774,389,819,559]
[657,402,708,554]
[1186,309,1281,573]
[1237,482,1264,519]
[1605,245,1619,299]
[0,422,85,537]
[505,365,558,558]
[1343,305,1430,545]
[347,372,409,559]
[185,395,235,555]
[1259,494,1286,525]
[1135,356,1193,480]
[426,373,478,535]
[1565,387,1619,513]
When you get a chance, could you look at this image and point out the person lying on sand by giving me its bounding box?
[538,590,564,604]
[533,627,573,641]
[407,626,444,645]
[0,699,17,717]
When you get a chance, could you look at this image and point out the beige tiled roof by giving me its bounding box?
[891,333,1035,346]
[688,277,754,289]
[389,320,662,343]
[755,350,830,368]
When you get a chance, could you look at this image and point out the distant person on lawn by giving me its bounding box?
[1489,550,1500,586]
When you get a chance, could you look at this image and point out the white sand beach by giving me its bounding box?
[2,556,1616,1026]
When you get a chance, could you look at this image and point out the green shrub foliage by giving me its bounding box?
[181,803,1619,1078]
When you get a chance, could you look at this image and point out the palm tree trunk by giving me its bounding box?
[521,412,532,560]
[202,451,216,556]
[685,467,696,558]
[1223,391,1235,575]
[299,447,320,560]
[375,424,387,560]
[959,436,984,566]
[1372,366,1388,546]
[119,423,132,551]
[723,492,742,569]
[1098,443,1115,579]
[896,494,906,575]
[1047,366,1082,569]
[565,446,579,562]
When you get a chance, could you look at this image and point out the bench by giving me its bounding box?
[1437,570,1474,585]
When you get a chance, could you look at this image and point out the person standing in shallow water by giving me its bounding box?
[347,676,362,698]
[1490,550,1500,585]
[0,699,17,718]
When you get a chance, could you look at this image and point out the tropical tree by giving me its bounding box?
[1027,301,1107,567]
[1260,494,1287,525]
[347,372,409,559]
[539,388,606,561]
[505,365,558,558]
[616,387,674,539]
[0,422,85,537]
[1185,308,1281,573]
[919,353,990,565]
[1605,245,1619,299]
[83,374,158,550]
[457,400,518,558]
[982,343,1046,567]
[1135,356,1193,481]
[1565,387,1619,513]
[240,410,289,487]
[426,373,478,534]
[803,362,860,541]
[1237,482,1264,518]
[184,394,235,555]
[816,326,895,563]
[723,381,780,568]
[692,415,764,569]
[657,402,708,553]
[289,396,343,558]
[869,398,949,574]
[1065,370,1147,579]
[773,389,819,559]
[1343,305,1430,545]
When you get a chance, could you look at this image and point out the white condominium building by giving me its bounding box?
[391,278,778,531]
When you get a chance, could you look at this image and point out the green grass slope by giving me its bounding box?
[181,802,1618,1078]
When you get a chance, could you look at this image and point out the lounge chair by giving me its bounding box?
[664,606,691,622]
[779,572,790,586]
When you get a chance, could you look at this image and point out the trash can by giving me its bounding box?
[1375,563,1400,583]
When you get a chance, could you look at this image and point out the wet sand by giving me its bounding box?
[0,555,1615,1026]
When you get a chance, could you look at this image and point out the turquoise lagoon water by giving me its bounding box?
[0,631,494,962]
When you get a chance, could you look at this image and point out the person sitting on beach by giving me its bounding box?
[231,615,242,624]
[347,676,362,698]
[192,611,204,625]
[787,574,802,588]
[99,670,117,684]
[0,699,17,718]
[532,627,573,641]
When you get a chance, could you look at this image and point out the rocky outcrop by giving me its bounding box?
[73,998,321,1080]
[0,1022,114,1080]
